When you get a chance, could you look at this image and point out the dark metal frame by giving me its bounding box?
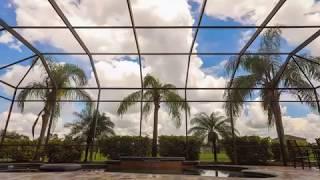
[1,0,320,164]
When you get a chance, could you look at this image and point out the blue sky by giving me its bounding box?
[0,1,315,117]
[1,0,320,139]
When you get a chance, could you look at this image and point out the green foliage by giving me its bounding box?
[117,74,190,124]
[0,131,35,162]
[99,136,151,159]
[117,75,190,156]
[66,105,115,142]
[316,138,320,147]
[0,139,35,162]
[188,111,236,143]
[271,141,281,161]
[16,58,92,160]
[159,136,202,160]
[224,28,320,164]
[271,138,309,162]
[45,136,83,163]
[223,136,273,165]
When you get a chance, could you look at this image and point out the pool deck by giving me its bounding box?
[0,166,318,179]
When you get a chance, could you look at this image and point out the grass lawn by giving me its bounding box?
[199,151,231,162]
[86,150,231,162]
[81,150,108,162]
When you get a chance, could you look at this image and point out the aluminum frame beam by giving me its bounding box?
[227,0,287,89]
[9,25,320,29]
[272,29,320,87]
[126,0,144,137]
[48,0,102,162]
[0,19,57,88]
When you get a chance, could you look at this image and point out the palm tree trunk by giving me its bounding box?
[213,139,217,162]
[33,109,50,161]
[152,103,160,157]
[84,137,91,162]
[273,96,288,166]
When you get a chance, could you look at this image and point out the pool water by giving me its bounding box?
[105,168,244,177]
[0,166,274,178]
[198,169,233,177]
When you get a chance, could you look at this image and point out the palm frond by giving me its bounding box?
[190,112,211,128]
[283,59,318,109]
[60,89,92,101]
[16,82,48,112]
[68,107,115,139]
[189,112,236,143]
[117,90,142,115]
[144,74,161,88]
[60,63,88,86]
[224,74,259,117]
[142,101,153,118]
[162,90,189,128]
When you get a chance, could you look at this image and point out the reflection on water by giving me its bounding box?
[104,168,244,177]
[1,167,244,177]
[199,169,230,177]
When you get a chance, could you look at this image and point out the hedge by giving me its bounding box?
[159,136,202,160]
[99,136,151,159]
[271,142,281,161]
[0,139,35,162]
[45,136,83,163]
[223,136,273,165]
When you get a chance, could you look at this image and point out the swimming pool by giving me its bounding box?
[0,164,275,178]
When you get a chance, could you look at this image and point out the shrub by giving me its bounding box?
[271,141,281,161]
[0,139,35,162]
[45,136,83,163]
[0,132,35,162]
[272,138,311,162]
[223,136,273,165]
[99,136,151,159]
[159,136,202,160]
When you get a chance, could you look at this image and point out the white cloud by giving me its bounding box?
[238,30,255,48]
[0,0,319,142]
[202,0,320,55]
[0,31,22,51]
[202,60,227,75]
[0,62,46,95]
[0,111,69,138]
[235,100,320,142]
[204,0,278,25]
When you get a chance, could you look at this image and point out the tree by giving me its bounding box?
[0,130,29,141]
[188,111,235,162]
[117,74,190,157]
[65,105,115,161]
[66,106,115,141]
[17,58,91,160]
[224,28,320,165]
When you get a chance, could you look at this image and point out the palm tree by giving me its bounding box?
[117,74,190,157]
[224,28,320,165]
[17,58,91,160]
[188,112,234,162]
[66,106,115,141]
[65,105,115,161]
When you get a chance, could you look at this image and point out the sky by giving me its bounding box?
[1,0,320,142]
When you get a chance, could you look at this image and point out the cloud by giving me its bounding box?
[238,30,255,48]
[204,0,279,25]
[202,0,320,55]
[1,0,319,143]
[235,100,320,142]
[0,31,22,51]
[0,61,46,96]
[0,111,69,138]
[202,60,227,76]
